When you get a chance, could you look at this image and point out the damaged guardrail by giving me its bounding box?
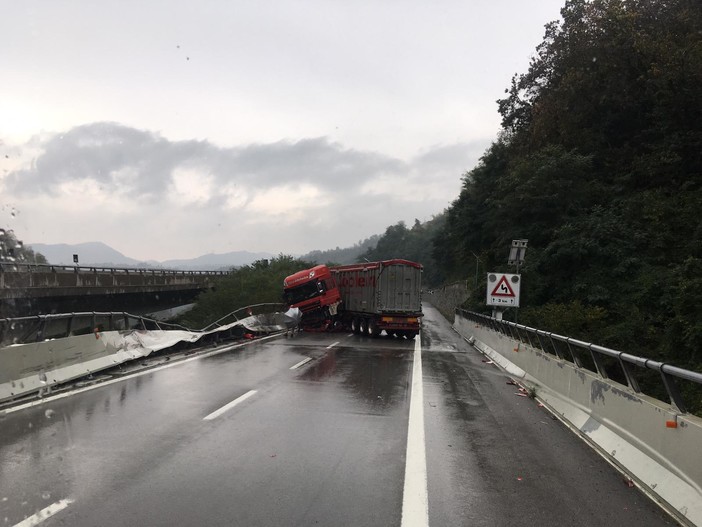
[454,308,702,527]
[0,306,299,404]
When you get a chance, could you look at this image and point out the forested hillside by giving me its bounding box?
[302,235,380,265]
[361,216,446,286]
[431,0,701,370]
[179,256,312,329]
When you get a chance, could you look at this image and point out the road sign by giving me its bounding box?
[486,273,521,307]
[508,239,528,266]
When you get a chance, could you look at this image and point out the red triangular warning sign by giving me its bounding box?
[491,275,515,297]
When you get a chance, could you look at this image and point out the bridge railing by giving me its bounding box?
[0,311,193,348]
[459,309,702,414]
[0,262,229,276]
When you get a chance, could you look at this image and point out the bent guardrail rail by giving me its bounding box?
[0,306,295,406]
[454,308,702,527]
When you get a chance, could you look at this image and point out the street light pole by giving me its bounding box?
[470,251,480,289]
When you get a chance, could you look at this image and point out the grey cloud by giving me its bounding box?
[7,122,405,200]
[5,122,490,257]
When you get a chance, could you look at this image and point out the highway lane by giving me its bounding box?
[420,304,674,526]
[0,305,675,526]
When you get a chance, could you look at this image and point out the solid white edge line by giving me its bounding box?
[2,334,282,415]
[290,357,313,370]
[326,341,340,349]
[12,498,74,527]
[203,389,257,420]
[401,336,429,527]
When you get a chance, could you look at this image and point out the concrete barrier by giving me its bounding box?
[0,311,291,404]
[454,311,702,527]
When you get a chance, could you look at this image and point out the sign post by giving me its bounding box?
[508,239,528,273]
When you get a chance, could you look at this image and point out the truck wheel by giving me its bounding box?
[359,318,368,335]
[406,331,418,340]
[369,321,381,337]
[351,317,361,334]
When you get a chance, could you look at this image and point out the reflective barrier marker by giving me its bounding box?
[203,390,257,420]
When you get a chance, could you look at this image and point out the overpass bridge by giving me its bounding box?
[0,262,227,317]
[1,303,700,526]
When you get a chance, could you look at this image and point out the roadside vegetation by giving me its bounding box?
[0,228,48,264]
[359,1,701,378]
[178,255,311,329]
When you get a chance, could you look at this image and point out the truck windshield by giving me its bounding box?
[284,281,321,305]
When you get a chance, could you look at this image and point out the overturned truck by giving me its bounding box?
[283,259,423,338]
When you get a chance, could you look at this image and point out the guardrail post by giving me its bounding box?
[67,313,74,336]
[523,328,534,348]
[546,334,562,359]
[566,339,583,368]
[535,331,548,353]
[588,344,609,379]
[660,370,686,413]
[619,358,641,393]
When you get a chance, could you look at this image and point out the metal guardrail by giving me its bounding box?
[0,262,229,276]
[459,308,702,414]
[0,311,193,348]
[200,303,286,332]
[0,303,288,347]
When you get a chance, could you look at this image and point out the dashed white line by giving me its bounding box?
[290,357,313,370]
[12,498,74,527]
[203,389,257,420]
[401,336,429,527]
[326,341,340,349]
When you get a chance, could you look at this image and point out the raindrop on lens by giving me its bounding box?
[45,409,55,419]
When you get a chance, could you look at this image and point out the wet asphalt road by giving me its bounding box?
[0,304,675,526]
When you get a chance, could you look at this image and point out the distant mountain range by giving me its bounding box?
[28,242,274,270]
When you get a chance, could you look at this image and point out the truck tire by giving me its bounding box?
[369,320,381,337]
[351,317,361,334]
[359,318,368,335]
[406,331,418,340]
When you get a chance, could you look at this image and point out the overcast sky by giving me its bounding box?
[0,1,564,261]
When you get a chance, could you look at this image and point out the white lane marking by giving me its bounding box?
[12,498,74,527]
[203,390,257,420]
[326,341,340,349]
[401,336,429,527]
[290,357,313,370]
[2,334,281,415]
[346,333,354,337]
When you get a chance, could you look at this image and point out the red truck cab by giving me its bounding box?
[283,265,341,325]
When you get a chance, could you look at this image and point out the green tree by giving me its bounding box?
[0,228,48,264]
[361,214,446,286]
[432,0,702,375]
[179,255,312,329]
